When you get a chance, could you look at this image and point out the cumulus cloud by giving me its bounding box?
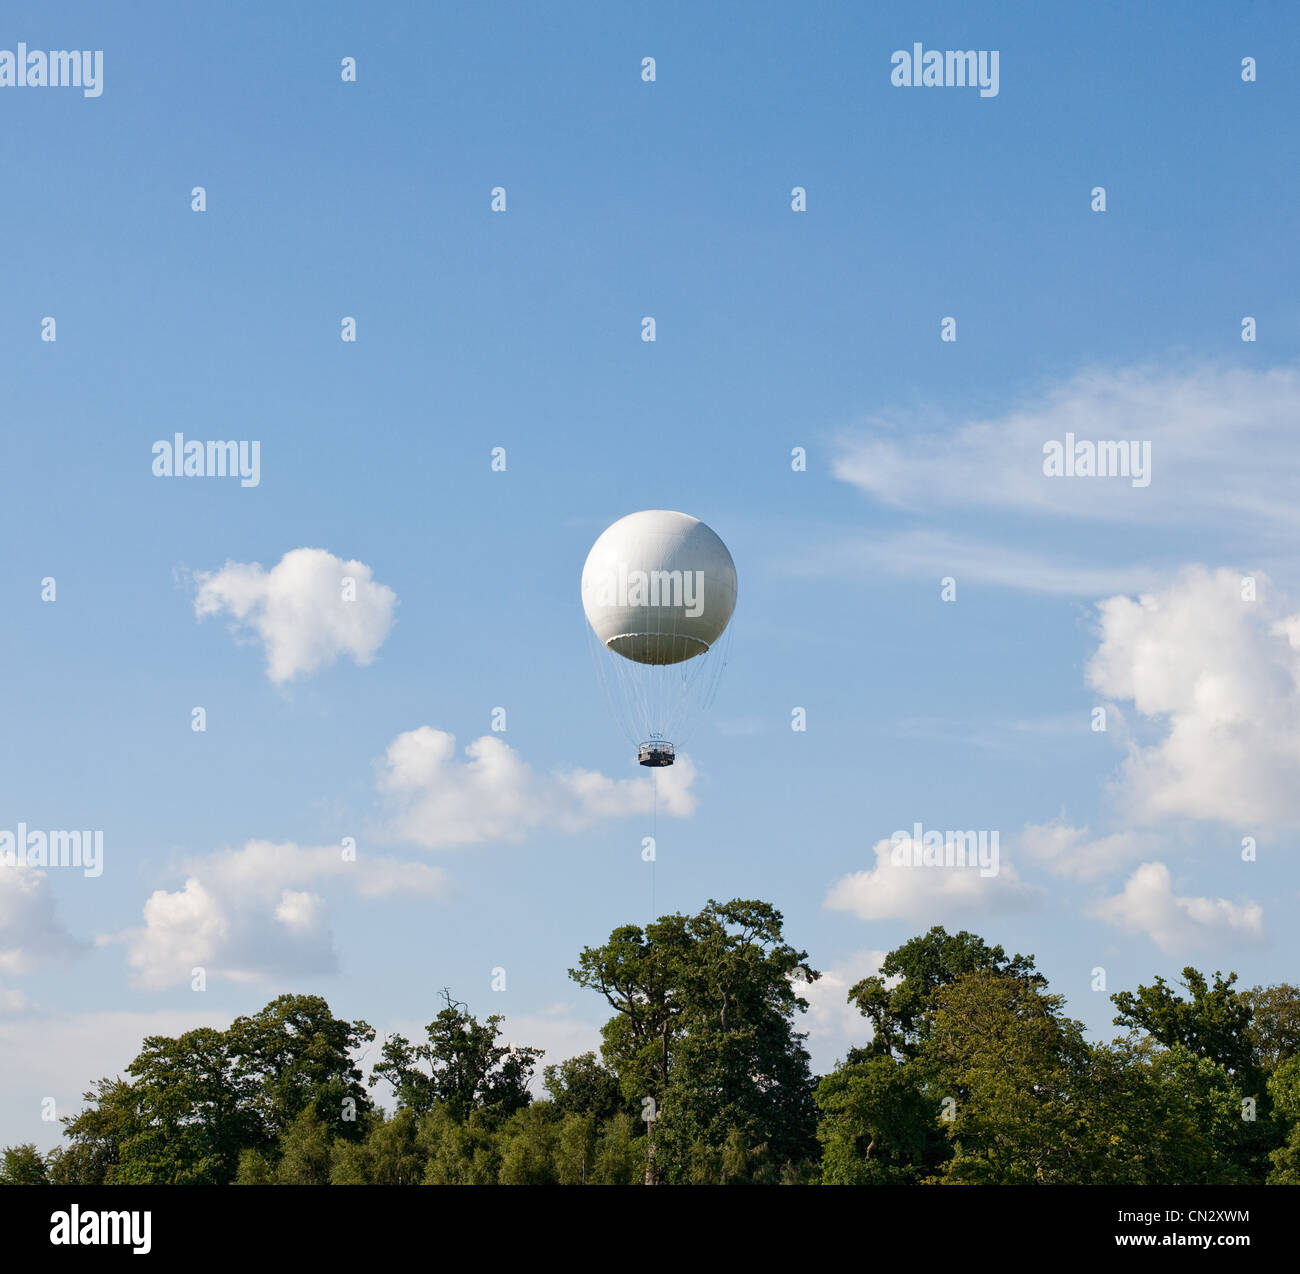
[1019,820,1161,881]
[1088,567,1300,828]
[0,861,82,977]
[824,837,1038,923]
[833,362,1300,536]
[118,840,447,989]
[1092,862,1265,954]
[194,547,397,683]
[377,727,697,849]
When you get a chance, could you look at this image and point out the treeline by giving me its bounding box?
[3,900,1300,1185]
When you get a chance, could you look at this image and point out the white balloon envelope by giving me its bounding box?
[581,510,737,765]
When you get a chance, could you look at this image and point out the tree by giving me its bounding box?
[543,1052,624,1124]
[0,1144,49,1185]
[554,1112,598,1185]
[497,1105,561,1185]
[1112,968,1255,1081]
[356,1108,423,1185]
[920,969,1094,1184]
[815,1055,940,1183]
[109,1026,260,1184]
[55,995,374,1184]
[372,990,541,1121]
[1243,984,1300,1072]
[417,1106,502,1184]
[571,898,820,1183]
[1264,1056,1300,1183]
[1111,968,1275,1180]
[225,994,375,1144]
[52,1079,137,1185]
[847,926,1042,1061]
[274,1107,333,1185]
[589,1113,643,1184]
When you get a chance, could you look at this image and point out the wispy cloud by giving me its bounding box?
[833,362,1300,538]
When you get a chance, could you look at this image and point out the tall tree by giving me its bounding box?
[571,898,819,1183]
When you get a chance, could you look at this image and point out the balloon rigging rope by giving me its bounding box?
[651,764,657,923]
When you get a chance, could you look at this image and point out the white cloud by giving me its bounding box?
[194,547,397,683]
[824,837,1038,923]
[833,362,1300,537]
[1019,819,1161,881]
[1092,862,1265,954]
[0,860,82,977]
[797,950,887,1074]
[806,528,1162,598]
[1088,566,1300,827]
[117,840,447,989]
[377,727,697,849]
[0,988,33,1017]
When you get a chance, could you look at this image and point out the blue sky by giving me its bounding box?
[3,0,1300,1149]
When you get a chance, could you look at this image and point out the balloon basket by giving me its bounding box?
[638,740,675,768]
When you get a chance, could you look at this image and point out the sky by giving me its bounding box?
[2,0,1300,1150]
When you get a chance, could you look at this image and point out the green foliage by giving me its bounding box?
[273,1106,334,1185]
[1112,968,1255,1080]
[345,1108,424,1185]
[225,994,375,1142]
[372,990,541,1121]
[234,1148,273,1185]
[0,1143,49,1185]
[543,1052,625,1123]
[817,927,1286,1186]
[59,995,373,1184]
[571,898,820,1183]
[418,1106,502,1184]
[1243,983,1300,1072]
[920,970,1094,1183]
[39,915,1291,1186]
[847,925,1041,1061]
[815,1055,940,1183]
[589,1112,644,1184]
[1265,1055,1300,1184]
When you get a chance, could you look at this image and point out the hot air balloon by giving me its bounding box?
[581,510,737,766]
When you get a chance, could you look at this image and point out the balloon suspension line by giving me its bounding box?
[650,766,657,923]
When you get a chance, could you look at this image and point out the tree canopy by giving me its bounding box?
[7,910,1295,1186]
